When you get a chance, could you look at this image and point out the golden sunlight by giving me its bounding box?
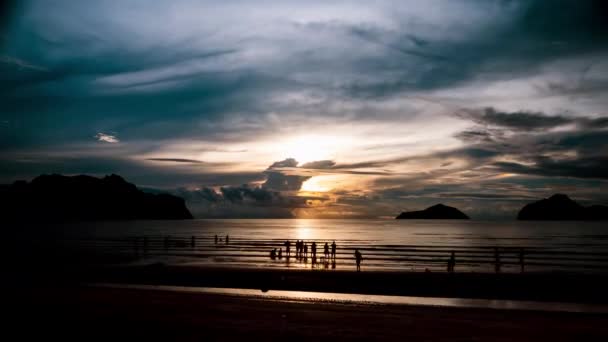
[281,135,348,164]
[301,177,332,192]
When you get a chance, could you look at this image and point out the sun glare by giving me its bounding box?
[301,176,332,192]
[281,135,346,164]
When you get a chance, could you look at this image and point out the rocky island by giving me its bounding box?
[1,174,193,221]
[396,204,470,220]
[517,194,608,221]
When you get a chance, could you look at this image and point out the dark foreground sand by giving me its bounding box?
[8,285,608,341]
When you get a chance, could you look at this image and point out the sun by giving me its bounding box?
[281,134,350,164]
[301,176,333,192]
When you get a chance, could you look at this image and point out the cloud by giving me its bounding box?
[0,55,47,72]
[300,160,336,169]
[94,133,119,143]
[268,158,299,169]
[172,184,320,218]
[145,158,203,163]
[455,107,574,131]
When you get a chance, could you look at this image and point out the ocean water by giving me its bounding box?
[51,219,608,273]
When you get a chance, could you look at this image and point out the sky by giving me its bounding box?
[1,0,607,219]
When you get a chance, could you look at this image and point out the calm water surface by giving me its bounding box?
[51,219,608,273]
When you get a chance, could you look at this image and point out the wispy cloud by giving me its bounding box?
[0,55,47,72]
[94,133,119,143]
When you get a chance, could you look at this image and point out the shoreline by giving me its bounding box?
[16,263,608,304]
[91,282,608,314]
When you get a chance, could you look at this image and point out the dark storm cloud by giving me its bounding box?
[2,0,608,218]
[300,160,336,169]
[0,155,263,188]
[260,158,310,192]
[172,185,324,218]
[268,158,299,169]
[492,157,608,180]
[451,110,608,180]
[455,107,574,130]
[145,158,204,163]
[342,0,608,97]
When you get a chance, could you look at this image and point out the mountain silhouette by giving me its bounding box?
[1,174,193,221]
[517,194,608,221]
[396,204,470,219]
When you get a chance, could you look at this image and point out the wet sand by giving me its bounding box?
[9,285,608,341]
[60,264,608,303]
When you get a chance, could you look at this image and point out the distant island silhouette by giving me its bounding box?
[0,174,193,221]
[396,204,469,220]
[517,194,608,221]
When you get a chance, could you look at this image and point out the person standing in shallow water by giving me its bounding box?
[494,247,501,273]
[331,241,337,259]
[324,242,329,260]
[354,249,363,272]
[447,251,456,273]
[225,234,229,245]
[284,240,291,256]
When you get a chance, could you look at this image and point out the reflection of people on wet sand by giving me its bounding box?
[354,249,363,272]
[331,241,337,259]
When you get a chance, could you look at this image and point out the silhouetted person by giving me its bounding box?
[519,248,525,273]
[354,249,363,272]
[225,235,230,244]
[164,236,170,251]
[214,235,218,244]
[311,242,317,259]
[304,243,308,258]
[331,241,337,259]
[285,240,291,256]
[270,248,277,260]
[278,248,283,259]
[191,236,195,248]
[447,251,456,273]
[494,247,501,273]
[324,242,329,259]
[143,236,149,254]
[133,236,140,256]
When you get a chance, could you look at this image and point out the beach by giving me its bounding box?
[7,219,608,340]
[9,285,608,341]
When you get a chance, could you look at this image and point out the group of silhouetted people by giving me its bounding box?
[446,247,526,273]
[214,234,229,245]
[268,240,366,271]
[287,240,338,260]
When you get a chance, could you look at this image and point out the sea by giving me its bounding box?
[43,219,608,274]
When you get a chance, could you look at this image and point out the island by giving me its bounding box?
[395,204,470,219]
[517,194,608,221]
[1,174,193,221]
